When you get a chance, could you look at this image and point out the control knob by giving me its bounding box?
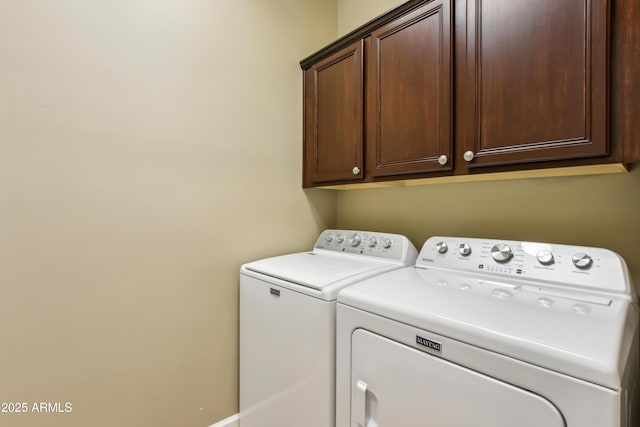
[382,237,392,249]
[368,237,377,247]
[435,241,448,254]
[324,233,334,243]
[572,253,593,269]
[458,243,472,256]
[349,233,362,247]
[336,234,344,244]
[491,243,513,263]
[536,250,555,266]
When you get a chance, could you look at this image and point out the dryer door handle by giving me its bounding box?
[353,380,368,426]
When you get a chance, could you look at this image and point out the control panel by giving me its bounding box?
[416,236,632,294]
[314,229,413,262]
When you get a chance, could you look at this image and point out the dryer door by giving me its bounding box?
[351,329,565,427]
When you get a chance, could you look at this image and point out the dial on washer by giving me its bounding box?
[382,238,392,249]
[572,253,593,269]
[458,243,472,256]
[435,241,448,254]
[536,250,554,266]
[491,244,513,263]
[349,233,362,247]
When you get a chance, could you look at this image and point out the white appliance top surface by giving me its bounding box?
[245,251,393,291]
[338,236,638,389]
[241,230,418,300]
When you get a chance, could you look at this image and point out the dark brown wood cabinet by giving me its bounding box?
[302,0,453,187]
[367,0,452,177]
[300,0,640,188]
[462,0,609,169]
[303,41,364,185]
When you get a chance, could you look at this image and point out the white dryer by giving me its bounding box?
[336,236,639,427]
[239,229,417,427]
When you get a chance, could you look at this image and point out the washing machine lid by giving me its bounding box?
[244,251,395,291]
[338,266,638,390]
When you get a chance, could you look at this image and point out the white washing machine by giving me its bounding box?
[239,229,417,427]
[336,236,639,427]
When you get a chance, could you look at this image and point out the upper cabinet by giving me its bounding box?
[303,0,452,187]
[366,0,452,178]
[300,0,640,188]
[303,41,364,185]
[462,0,608,168]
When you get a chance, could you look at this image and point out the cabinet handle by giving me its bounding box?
[438,155,448,166]
[463,151,475,162]
[352,166,361,175]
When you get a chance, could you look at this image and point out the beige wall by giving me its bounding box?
[337,0,408,36]
[336,0,640,292]
[1,1,336,426]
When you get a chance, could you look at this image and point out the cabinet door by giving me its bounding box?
[367,0,453,177]
[303,41,364,187]
[463,0,609,168]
